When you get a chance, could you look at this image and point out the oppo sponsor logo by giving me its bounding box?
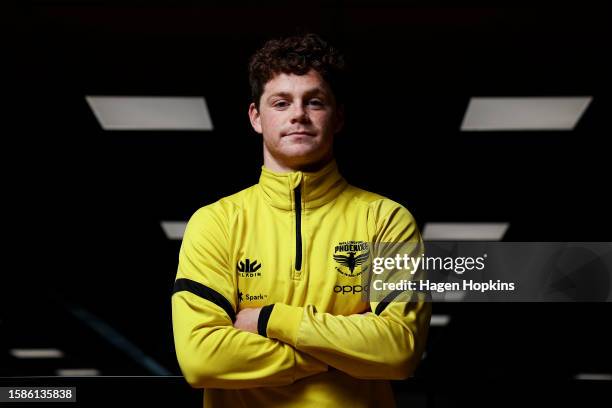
[334,284,369,295]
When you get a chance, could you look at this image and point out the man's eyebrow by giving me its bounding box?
[266,88,329,101]
[267,92,292,101]
[302,88,329,98]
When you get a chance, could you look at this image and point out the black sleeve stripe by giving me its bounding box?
[374,289,405,315]
[257,304,275,337]
[173,278,236,323]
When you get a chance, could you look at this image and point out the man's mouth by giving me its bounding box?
[285,131,316,137]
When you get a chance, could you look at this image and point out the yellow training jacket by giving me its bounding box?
[172,159,431,408]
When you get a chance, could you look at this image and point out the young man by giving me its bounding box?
[172,33,431,407]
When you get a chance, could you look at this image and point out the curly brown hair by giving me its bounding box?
[248,33,346,109]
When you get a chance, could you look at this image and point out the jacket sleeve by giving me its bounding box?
[172,204,328,389]
[259,200,431,380]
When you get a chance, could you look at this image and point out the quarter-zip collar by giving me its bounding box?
[258,159,348,211]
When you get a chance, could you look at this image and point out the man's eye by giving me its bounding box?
[273,101,289,108]
[309,99,324,106]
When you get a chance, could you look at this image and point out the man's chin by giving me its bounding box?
[278,142,319,158]
[279,136,320,157]
[265,140,332,169]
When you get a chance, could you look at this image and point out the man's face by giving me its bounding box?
[249,69,343,171]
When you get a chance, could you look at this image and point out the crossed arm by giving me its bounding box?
[173,201,431,389]
[234,298,430,381]
[173,289,430,389]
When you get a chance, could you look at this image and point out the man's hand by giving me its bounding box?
[234,307,262,334]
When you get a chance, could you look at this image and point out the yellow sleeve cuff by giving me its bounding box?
[266,303,304,347]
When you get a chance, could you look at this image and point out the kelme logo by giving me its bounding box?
[237,258,262,278]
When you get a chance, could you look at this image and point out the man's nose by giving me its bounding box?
[290,103,309,123]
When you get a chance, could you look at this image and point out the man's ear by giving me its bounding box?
[334,103,345,134]
[248,102,263,134]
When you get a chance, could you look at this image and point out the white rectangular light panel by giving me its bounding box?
[574,373,612,381]
[56,369,101,376]
[423,222,509,241]
[10,348,64,358]
[461,97,592,131]
[161,221,187,240]
[86,96,214,130]
[430,314,451,327]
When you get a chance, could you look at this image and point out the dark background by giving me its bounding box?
[4,1,611,406]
